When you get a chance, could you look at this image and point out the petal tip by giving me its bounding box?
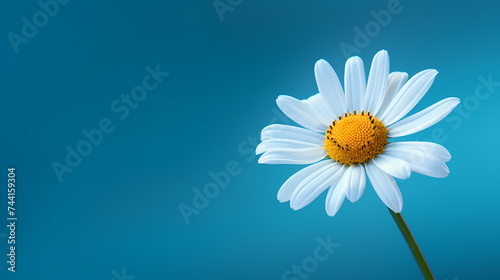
[347,55,362,62]
[326,208,341,217]
[290,203,300,211]
[276,95,286,102]
[374,49,389,60]
[316,58,328,64]
[389,203,403,213]
[314,59,332,72]
[277,196,287,203]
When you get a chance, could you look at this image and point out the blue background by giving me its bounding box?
[1,0,499,279]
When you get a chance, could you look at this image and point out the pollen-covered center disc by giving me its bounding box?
[324,111,388,166]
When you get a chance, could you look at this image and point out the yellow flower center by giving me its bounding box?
[324,111,388,166]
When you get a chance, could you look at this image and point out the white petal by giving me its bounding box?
[383,145,450,178]
[290,163,344,210]
[261,124,324,143]
[363,50,389,116]
[377,72,408,116]
[277,95,330,132]
[304,93,335,121]
[365,161,403,213]
[325,179,347,217]
[278,160,334,202]
[388,97,460,137]
[380,69,438,125]
[258,147,327,165]
[371,154,411,179]
[342,164,366,203]
[256,139,320,155]
[314,59,348,118]
[344,56,367,112]
[387,141,451,161]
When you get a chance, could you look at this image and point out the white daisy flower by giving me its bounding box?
[257,50,460,217]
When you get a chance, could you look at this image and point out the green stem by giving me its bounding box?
[388,208,435,280]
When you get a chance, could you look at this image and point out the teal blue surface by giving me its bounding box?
[1,0,499,279]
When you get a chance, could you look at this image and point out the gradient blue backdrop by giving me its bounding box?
[1,0,499,279]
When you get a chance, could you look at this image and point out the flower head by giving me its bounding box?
[257,50,459,216]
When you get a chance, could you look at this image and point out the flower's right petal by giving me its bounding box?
[388,97,460,137]
[256,139,320,155]
[278,160,334,202]
[380,69,438,125]
[261,124,324,143]
[371,154,411,179]
[383,145,450,178]
[365,161,403,213]
[290,163,344,210]
[314,59,348,118]
[387,141,451,161]
[258,147,327,165]
[345,56,367,112]
[277,95,330,132]
[377,72,408,116]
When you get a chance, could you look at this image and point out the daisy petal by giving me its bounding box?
[388,97,460,137]
[278,160,334,202]
[256,139,320,155]
[258,147,327,165]
[304,93,336,121]
[290,164,344,210]
[365,161,403,213]
[384,145,450,178]
[345,56,367,112]
[277,95,330,132]
[363,50,389,116]
[325,179,347,217]
[380,69,438,125]
[371,154,411,179]
[261,124,324,143]
[314,59,348,117]
[377,72,408,116]
[387,141,451,161]
[342,164,366,203]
